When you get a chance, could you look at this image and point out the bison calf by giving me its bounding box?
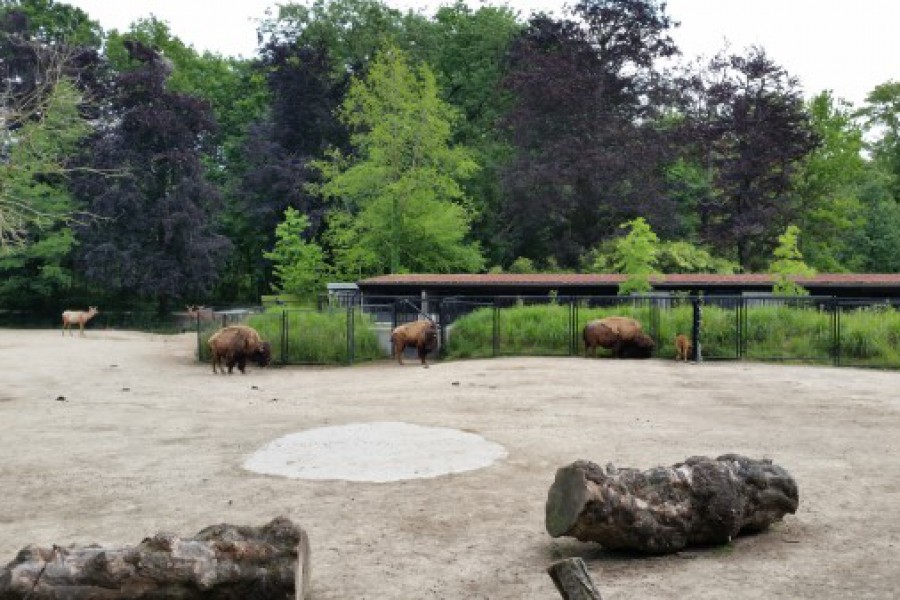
[675,334,692,361]
[208,325,272,375]
[391,319,438,366]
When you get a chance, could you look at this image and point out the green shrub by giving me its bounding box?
[197,309,382,365]
[446,300,900,368]
[838,305,900,366]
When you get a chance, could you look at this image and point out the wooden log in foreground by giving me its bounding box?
[0,516,309,600]
[546,454,799,554]
[547,557,603,600]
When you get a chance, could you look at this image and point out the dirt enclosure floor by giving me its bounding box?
[2,329,900,599]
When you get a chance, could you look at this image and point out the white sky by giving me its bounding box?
[64,0,900,107]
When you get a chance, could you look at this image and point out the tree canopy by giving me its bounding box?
[1,0,898,311]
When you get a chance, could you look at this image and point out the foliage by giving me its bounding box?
[792,92,866,271]
[859,199,900,272]
[680,47,821,269]
[497,0,680,266]
[241,308,382,365]
[71,50,230,312]
[445,300,900,368]
[860,81,900,200]
[105,19,268,159]
[259,0,407,76]
[507,256,537,274]
[264,207,329,299]
[317,45,483,276]
[0,0,101,47]
[1,76,88,248]
[612,218,660,295]
[656,241,738,274]
[769,225,815,295]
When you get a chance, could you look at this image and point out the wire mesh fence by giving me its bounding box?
[4,294,899,369]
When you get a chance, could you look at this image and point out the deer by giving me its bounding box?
[62,306,99,337]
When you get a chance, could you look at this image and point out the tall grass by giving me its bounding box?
[444,301,900,368]
[197,308,382,365]
[838,305,900,366]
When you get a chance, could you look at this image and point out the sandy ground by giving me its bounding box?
[1,329,900,599]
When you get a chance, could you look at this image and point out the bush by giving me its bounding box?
[445,300,900,368]
[197,308,382,365]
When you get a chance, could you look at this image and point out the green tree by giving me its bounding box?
[604,217,659,295]
[769,225,815,296]
[264,207,329,299]
[792,91,866,271]
[105,18,267,164]
[318,45,483,276]
[0,75,89,307]
[860,81,900,201]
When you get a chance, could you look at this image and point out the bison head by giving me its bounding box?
[252,341,273,367]
[421,324,438,349]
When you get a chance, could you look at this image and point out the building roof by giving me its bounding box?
[358,273,900,288]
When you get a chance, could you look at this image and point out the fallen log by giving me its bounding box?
[546,454,798,554]
[0,516,310,600]
[547,557,603,600]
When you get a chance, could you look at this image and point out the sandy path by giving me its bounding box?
[1,329,899,599]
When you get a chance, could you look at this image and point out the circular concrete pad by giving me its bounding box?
[243,421,508,483]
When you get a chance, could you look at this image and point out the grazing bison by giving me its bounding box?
[583,316,655,359]
[391,319,438,366]
[208,325,272,375]
[675,333,692,361]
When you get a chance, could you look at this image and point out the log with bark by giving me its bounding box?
[0,516,310,600]
[545,454,799,554]
[547,557,603,600]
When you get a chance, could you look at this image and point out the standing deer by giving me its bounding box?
[62,306,99,336]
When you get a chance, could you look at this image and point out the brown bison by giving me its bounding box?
[583,316,655,359]
[675,333,692,361]
[391,319,438,366]
[208,325,272,374]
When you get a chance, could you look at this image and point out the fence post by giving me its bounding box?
[281,309,287,365]
[569,297,576,356]
[834,298,841,367]
[347,304,355,366]
[691,294,703,362]
[438,299,447,359]
[492,299,499,357]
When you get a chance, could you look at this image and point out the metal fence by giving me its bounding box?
[5,294,899,369]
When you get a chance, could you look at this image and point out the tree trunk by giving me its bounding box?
[0,517,310,600]
[547,557,603,600]
[546,454,798,554]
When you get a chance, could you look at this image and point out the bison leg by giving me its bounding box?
[393,339,405,365]
[417,343,430,366]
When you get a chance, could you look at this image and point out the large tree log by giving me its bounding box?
[546,454,798,554]
[0,516,310,600]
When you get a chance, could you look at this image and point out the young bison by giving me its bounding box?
[391,319,438,366]
[675,333,692,361]
[583,316,655,359]
[208,325,272,375]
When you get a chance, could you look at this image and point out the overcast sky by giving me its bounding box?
[64,0,900,107]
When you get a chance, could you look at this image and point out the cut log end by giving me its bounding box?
[547,557,603,600]
[546,461,599,538]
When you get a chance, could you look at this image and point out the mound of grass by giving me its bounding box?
[197,309,382,365]
[446,300,900,368]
